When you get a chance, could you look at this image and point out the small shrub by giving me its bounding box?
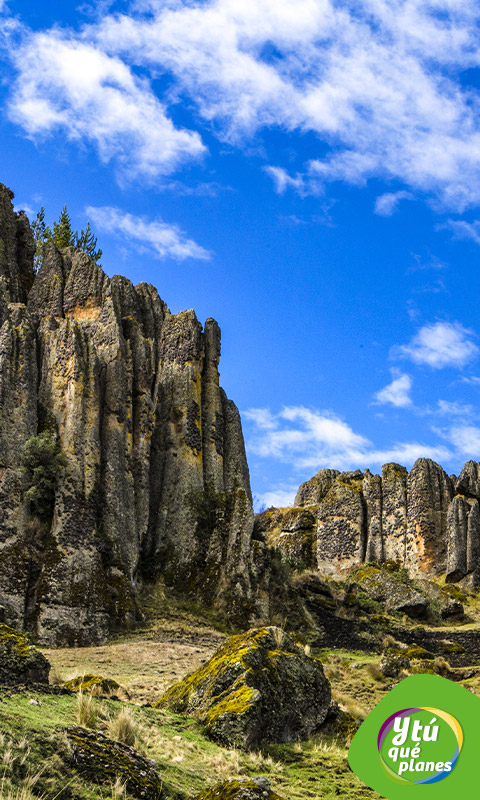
[22,431,66,522]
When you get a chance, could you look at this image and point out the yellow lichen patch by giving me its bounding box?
[156,628,268,711]
[205,683,258,726]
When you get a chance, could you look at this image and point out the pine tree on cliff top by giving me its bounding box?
[31,206,102,271]
[52,205,74,248]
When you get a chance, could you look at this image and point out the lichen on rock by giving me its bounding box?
[66,725,163,798]
[0,622,50,684]
[156,626,331,750]
[63,674,128,697]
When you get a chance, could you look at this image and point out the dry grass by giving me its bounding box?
[111,777,127,799]
[364,663,385,682]
[107,708,142,750]
[272,627,286,648]
[42,626,225,705]
[245,751,284,774]
[336,694,369,721]
[48,667,65,687]
[75,691,97,729]
[0,776,41,800]
[312,740,345,758]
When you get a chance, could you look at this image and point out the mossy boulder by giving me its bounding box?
[436,640,466,655]
[0,622,50,684]
[379,652,409,678]
[66,726,163,798]
[156,627,331,750]
[192,778,283,799]
[349,566,428,619]
[63,674,128,697]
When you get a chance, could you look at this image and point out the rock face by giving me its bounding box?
[156,627,331,750]
[0,184,254,645]
[257,460,480,587]
[0,622,50,684]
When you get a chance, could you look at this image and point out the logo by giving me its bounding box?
[378,707,462,784]
[348,674,478,799]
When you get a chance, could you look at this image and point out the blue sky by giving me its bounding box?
[2,1,480,507]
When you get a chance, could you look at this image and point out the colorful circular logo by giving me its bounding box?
[378,707,463,785]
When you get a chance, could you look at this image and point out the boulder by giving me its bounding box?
[156,627,331,750]
[349,566,428,619]
[192,778,283,800]
[63,674,128,698]
[0,622,50,684]
[66,726,163,799]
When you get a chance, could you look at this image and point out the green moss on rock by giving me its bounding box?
[0,622,50,685]
[66,725,163,798]
[404,646,434,661]
[436,640,466,655]
[191,778,283,799]
[63,674,127,697]
[156,627,331,750]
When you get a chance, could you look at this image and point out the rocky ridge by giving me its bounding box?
[0,184,256,645]
[257,460,480,588]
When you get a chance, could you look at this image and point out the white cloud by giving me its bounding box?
[374,190,413,216]
[259,486,299,509]
[86,205,211,261]
[365,442,452,466]
[5,2,480,203]
[8,32,205,180]
[264,166,309,195]
[244,405,451,472]
[436,399,473,417]
[14,202,34,217]
[374,370,412,408]
[396,321,479,369]
[441,219,480,245]
[438,424,480,457]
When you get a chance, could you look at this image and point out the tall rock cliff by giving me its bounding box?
[257,459,480,589]
[0,184,254,645]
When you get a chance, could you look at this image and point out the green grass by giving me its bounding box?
[4,577,480,800]
[0,686,381,800]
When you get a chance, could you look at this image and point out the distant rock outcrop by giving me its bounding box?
[0,183,255,645]
[257,460,480,588]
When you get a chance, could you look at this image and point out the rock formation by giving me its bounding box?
[0,183,254,645]
[257,460,480,588]
[157,626,331,750]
